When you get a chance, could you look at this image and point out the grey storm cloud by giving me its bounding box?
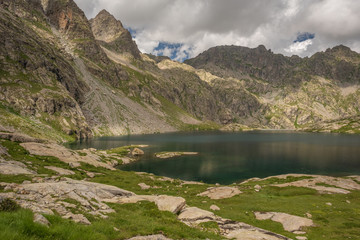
[74,0,360,60]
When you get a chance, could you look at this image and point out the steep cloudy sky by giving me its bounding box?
[74,0,360,61]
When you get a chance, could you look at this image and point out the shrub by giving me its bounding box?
[0,197,19,212]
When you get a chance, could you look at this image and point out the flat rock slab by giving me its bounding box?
[110,195,186,214]
[197,186,242,199]
[138,183,150,190]
[265,174,360,194]
[0,158,36,175]
[20,142,115,170]
[155,152,198,159]
[44,166,75,175]
[127,234,172,240]
[1,178,134,225]
[254,212,314,232]
[178,207,216,223]
[226,228,289,240]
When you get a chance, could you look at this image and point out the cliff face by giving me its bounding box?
[0,0,359,141]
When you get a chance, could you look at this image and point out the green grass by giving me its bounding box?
[0,204,221,240]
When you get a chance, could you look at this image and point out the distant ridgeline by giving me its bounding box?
[0,0,359,142]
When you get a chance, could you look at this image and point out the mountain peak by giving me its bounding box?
[90,9,141,58]
[90,9,125,43]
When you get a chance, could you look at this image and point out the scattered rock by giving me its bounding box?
[305,212,312,218]
[293,231,306,235]
[0,144,8,156]
[0,158,36,175]
[86,172,96,178]
[44,166,75,175]
[155,152,198,159]
[132,148,144,156]
[154,195,186,214]
[113,227,119,232]
[346,200,351,204]
[138,183,150,190]
[178,207,216,223]
[225,228,289,240]
[254,185,262,191]
[254,212,314,232]
[210,204,220,211]
[69,162,81,168]
[326,202,332,206]
[296,237,307,240]
[33,213,50,227]
[63,213,91,225]
[197,186,242,200]
[127,234,172,240]
[272,174,360,194]
[181,180,204,185]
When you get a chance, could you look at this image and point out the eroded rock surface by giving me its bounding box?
[179,207,290,240]
[197,186,242,199]
[0,158,36,175]
[44,166,75,175]
[255,211,314,232]
[108,195,186,214]
[270,174,360,194]
[20,142,116,170]
[0,177,134,224]
[127,234,173,240]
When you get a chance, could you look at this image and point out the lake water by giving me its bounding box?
[68,131,360,184]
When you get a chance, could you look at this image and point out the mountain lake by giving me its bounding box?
[68,131,360,184]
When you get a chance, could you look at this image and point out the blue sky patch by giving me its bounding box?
[294,32,315,43]
[154,42,191,61]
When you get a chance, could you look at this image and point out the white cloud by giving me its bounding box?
[74,0,360,60]
[285,39,313,55]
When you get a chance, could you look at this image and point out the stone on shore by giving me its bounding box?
[197,186,242,199]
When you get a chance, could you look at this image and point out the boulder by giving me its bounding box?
[197,186,242,199]
[132,148,144,156]
[210,204,220,211]
[154,195,186,214]
[63,213,91,225]
[138,183,150,190]
[33,213,50,227]
[178,207,216,223]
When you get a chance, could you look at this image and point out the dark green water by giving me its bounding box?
[68,131,360,184]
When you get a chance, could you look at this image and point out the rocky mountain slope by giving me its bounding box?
[185,45,360,132]
[0,0,359,143]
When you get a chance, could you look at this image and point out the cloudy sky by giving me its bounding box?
[74,0,360,62]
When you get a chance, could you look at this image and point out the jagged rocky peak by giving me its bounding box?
[90,9,141,59]
[90,9,125,42]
